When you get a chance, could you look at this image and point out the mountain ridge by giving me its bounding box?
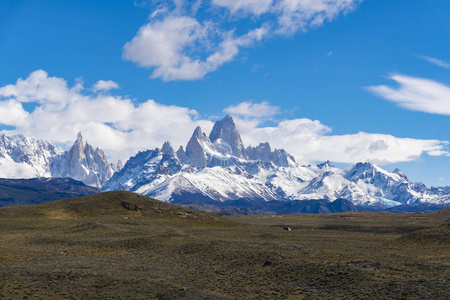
[0,132,117,188]
[103,115,450,209]
[1,116,449,210]
[0,177,99,207]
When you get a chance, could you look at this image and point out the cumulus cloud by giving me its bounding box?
[0,70,78,106]
[93,80,119,92]
[367,74,450,115]
[420,55,450,69]
[123,0,362,81]
[223,101,279,118]
[0,99,29,126]
[123,13,268,81]
[274,0,362,34]
[233,117,448,165]
[1,70,447,165]
[0,70,213,162]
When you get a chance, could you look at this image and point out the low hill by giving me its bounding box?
[0,177,99,207]
[431,205,450,215]
[0,190,225,224]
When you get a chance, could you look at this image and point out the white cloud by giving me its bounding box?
[0,99,29,126]
[367,74,450,115]
[1,70,446,166]
[421,55,450,69]
[427,149,450,157]
[123,15,207,80]
[0,70,213,162]
[123,13,268,81]
[233,117,448,165]
[223,101,279,118]
[212,0,273,15]
[123,0,363,81]
[274,0,362,34]
[368,140,389,153]
[0,70,76,107]
[93,80,119,92]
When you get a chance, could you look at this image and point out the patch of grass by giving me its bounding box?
[0,192,449,299]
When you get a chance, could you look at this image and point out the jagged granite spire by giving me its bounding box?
[51,132,115,188]
[176,146,187,163]
[246,142,271,161]
[393,168,408,181]
[185,126,209,168]
[209,115,245,158]
[245,142,295,167]
[116,159,124,171]
[161,141,176,157]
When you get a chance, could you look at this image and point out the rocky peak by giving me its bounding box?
[68,133,86,161]
[272,149,295,167]
[245,142,294,167]
[0,134,59,178]
[393,168,408,181]
[73,132,84,149]
[116,159,124,171]
[317,160,334,170]
[246,142,271,161]
[356,162,375,169]
[161,141,176,157]
[192,126,209,142]
[209,115,245,158]
[176,146,187,163]
[51,133,115,188]
[76,131,83,141]
[344,162,379,182]
[185,126,209,168]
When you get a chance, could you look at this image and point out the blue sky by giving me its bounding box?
[0,0,449,186]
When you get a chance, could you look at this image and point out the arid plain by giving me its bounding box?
[0,191,448,299]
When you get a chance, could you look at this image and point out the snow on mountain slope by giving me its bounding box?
[2,117,447,209]
[0,133,116,188]
[0,134,59,178]
[103,115,450,208]
[103,148,309,203]
[51,132,116,188]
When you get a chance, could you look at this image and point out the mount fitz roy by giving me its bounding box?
[103,115,450,210]
[0,132,119,188]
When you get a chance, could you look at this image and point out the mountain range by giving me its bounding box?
[103,115,450,210]
[0,132,119,188]
[1,115,449,211]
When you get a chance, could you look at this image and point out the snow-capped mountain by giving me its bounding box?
[0,133,116,188]
[51,132,117,188]
[2,116,448,209]
[103,115,450,209]
[0,134,59,178]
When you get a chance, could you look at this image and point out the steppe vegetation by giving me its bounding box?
[0,191,448,299]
